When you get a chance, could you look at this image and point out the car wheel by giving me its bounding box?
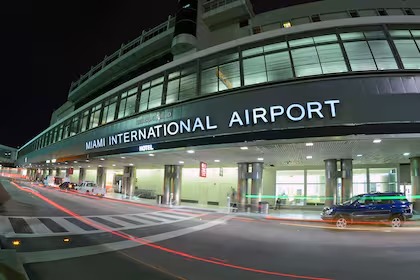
[336,217,348,229]
[390,215,404,228]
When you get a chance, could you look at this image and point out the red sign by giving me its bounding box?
[199,162,207,178]
[68,168,74,175]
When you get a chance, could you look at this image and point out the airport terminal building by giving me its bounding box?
[17,0,420,211]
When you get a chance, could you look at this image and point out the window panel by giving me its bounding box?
[368,40,398,69]
[316,44,347,73]
[394,39,420,69]
[139,90,150,112]
[125,95,137,116]
[364,31,385,39]
[291,46,322,77]
[218,61,240,91]
[80,111,89,132]
[242,47,263,58]
[118,96,128,119]
[57,125,63,141]
[313,34,338,44]
[179,74,197,101]
[289,37,314,48]
[265,51,293,82]
[263,42,287,53]
[89,105,101,129]
[340,32,364,41]
[201,67,219,95]
[70,116,79,136]
[243,55,267,85]
[148,85,163,109]
[344,41,376,71]
[166,80,179,104]
[389,30,411,38]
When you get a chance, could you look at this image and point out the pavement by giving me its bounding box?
[2,176,420,280]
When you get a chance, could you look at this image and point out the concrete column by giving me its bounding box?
[123,166,135,198]
[250,162,264,212]
[163,165,183,205]
[42,169,48,178]
[96,167,107,188]
[55,168,60,177]
[324,159,337,207]
[48,169,53,176]
[79,168,86,184]
[237,163,249,211]
[411,157,420,212]
[341,159,353,202]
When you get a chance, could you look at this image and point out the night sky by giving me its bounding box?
[0,0,318,148]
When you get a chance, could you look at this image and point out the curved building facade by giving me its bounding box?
[18,0,420,211]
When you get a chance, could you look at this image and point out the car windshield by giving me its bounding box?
[342,195,363,205]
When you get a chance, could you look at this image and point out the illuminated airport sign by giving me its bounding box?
[85,99,340,151]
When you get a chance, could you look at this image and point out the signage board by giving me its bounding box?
[199,162,207,178]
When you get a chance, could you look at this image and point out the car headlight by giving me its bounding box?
[325,208,334,215]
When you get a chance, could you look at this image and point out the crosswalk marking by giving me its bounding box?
[0,210,205,237]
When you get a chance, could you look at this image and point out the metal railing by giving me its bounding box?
[69,16,176,93]
[203,0,240,13]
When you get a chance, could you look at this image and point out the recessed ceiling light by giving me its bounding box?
[305,143,314,146]
[98,165,102,167]
[74,161,78,163]
[403,153,410,156]
[149,154,155,157]
[100,158,105,161]
[87,166,91,168]
[179,161,185,164]
[306,156,313,159]
[373,139,382,144]
[78,166,82,168]
[357,154,363,157]
[129,163,134,166]
[257,158,264,161]
[86,160,90,162]
[240,146,248,150]
[214,160,220,163]
[112,164,116,167]
[187,150,195,154]
[65,162,68,164]
[121,157,126,159]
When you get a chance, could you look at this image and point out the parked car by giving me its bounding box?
[59,182,77,190]
[76,181,106,197]
[321,192,413,228]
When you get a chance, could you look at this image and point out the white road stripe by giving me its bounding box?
[52,217,89,234]
[125,215,155,225]
[104,217,135,228]
[19,215,232,264]
[24,218,52,234]
[148,212,185,220]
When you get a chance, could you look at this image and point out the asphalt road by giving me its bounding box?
[1,178,420,280]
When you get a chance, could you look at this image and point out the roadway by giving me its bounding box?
[1,178,420,280]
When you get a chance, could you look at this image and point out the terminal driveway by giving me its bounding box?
[1,178,420,280]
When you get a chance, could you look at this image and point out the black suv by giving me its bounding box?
[321,192,413,228]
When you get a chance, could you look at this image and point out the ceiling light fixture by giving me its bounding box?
[149,154,155,157]
[187,150,195,154]
[179,161,185,164]
[357,154,363,157]
[121,157,126,159]
[112,164,116,167]
[403,153,410,156]
[306,156,313,159]
[305,143,314,146]
[240,147,248,150]
[373,139,382,144]
[100,158,105,161]
[257,158,264,161]
[129,163,134,166]
[214,160,220,163]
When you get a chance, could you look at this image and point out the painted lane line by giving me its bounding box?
[0,216,14,234]
[24,217,53,234]
[18,216,231,264]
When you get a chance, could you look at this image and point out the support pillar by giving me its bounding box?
[250,162,264,212]
[55,168,60,177]
[237,163,248,212]
[341,159,353,203]
[96,167,107,188]
[163,165,183,205]
[411,157,420,212]
[324,159,337,207]
[42,169,48,179]
[48,169,53,176]
[79,168,86,184]
[122,166,135,198]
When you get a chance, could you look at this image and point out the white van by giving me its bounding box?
[43,176,63,188]
[76,181,106,197]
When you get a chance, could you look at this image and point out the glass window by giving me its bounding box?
[166,79,179,105]
[389,30,412,38]
[179,74,197,101]
[242,47,264,57]
[394,39,420,69]
[218,61,240,91]
[292,46,322,77]
[340,32,364,41]
[263,42,287,53]
[265,51,293,82]
[201,67,219,95]
[276,170,304,206]
[148,85,163,109]
[80,110,89,132]
[57,124,63,141]
[63,121,70,140]
[353,169,367,196]
[368,40,398,69]
[52,128,57,143]
[89,104,102,129]
[70,116,79,136]
[306,170,326,204]
[369,168,398,193]
[139,89,150,112]
[102,97,117,124]
[364,31,385,39]
[118,88,138,119]
[243,55,267,85]
[316,44,347,73]
[313,34,338,44]
[344,41,376,71]
[289,37,314,48]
